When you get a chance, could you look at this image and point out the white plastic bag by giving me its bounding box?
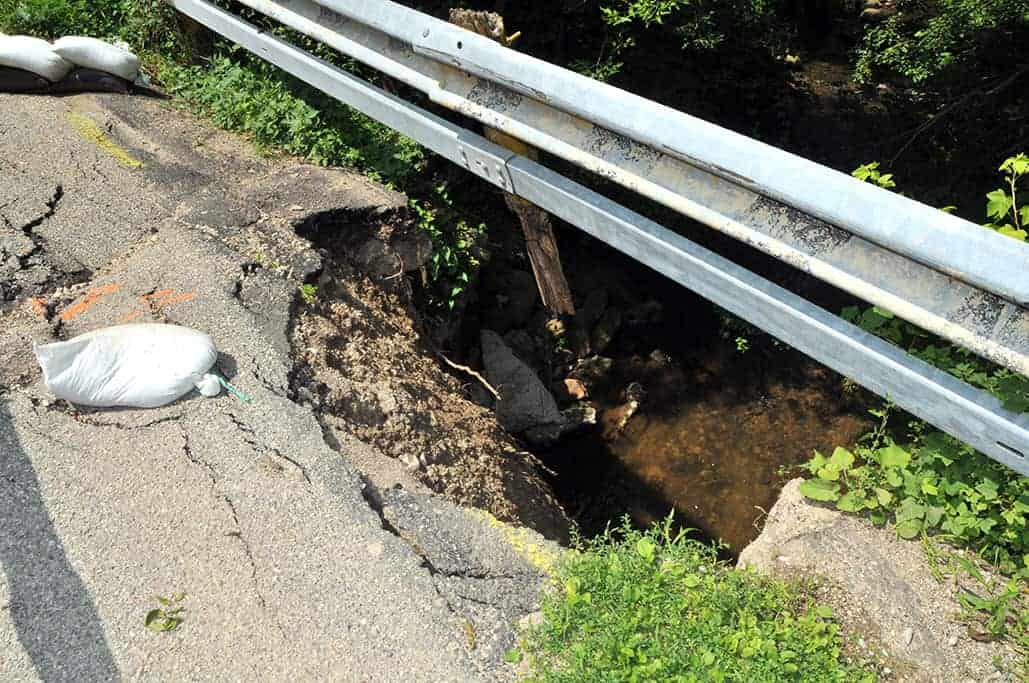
[34,324,219,408]
[0,35,72,82]
[52,36,139,81]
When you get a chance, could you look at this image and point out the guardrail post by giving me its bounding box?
[449,9,576,316]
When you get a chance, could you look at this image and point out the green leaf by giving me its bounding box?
[829,447,855,470]
[985,189,1013,220]
[925,506,945,528]
[504,649,523,664]
[836,492,865,513]
[875,488,894,507]
[683,574,701,589]
[817,464,841,481]
[1021,206,1029,225]
[896,498,926,523]
[996,225,1027,241]
[879,444,911,469]
[144,609,163,629]
[895,519,922,539]
[976,479,999,501]
[885,469,903,488]
[636,538,656,562]
[799,478,840,502]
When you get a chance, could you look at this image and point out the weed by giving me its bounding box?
[851,162,895,190]
[299,284,318,305]
[985,153,1029,242]
[145,592,186,632]
[410,184,486,312]
[516,516,876,682]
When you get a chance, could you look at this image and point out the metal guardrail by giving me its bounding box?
[168,0,1029,474]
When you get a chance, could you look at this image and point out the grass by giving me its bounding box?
[513,517,877,682]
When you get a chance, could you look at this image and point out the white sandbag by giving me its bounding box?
[34,324,219,408]
[0,35,72,82]
[52,36,139,81]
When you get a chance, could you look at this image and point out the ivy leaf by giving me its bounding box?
[985,189,1013,221]
[875,487,894,507]
[799,478,840,502]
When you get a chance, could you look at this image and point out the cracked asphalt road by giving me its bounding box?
[0,93,555,681]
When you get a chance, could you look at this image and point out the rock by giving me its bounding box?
[570,355,614,388]
[861,6,897,20]
[600,399,639,441]
[591,307,622,355]
[481,330,563,435]
[558,378,588,401]
[739,479,1019,681]
[563,402,597,427]
[503,329,539,365]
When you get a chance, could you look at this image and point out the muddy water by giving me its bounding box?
[549,347,870,554]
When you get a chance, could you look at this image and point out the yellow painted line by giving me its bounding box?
[468,509,564,576]
[65,112,143,168]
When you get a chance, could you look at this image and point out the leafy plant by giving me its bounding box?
[164,56,424,185]
[854,0,1029,88]
[516,516,877,682]
[410,184,486,312]
[299,284,318,305]
[984,153,1029,241]
[145,592,186,632]
[851,162,896,190]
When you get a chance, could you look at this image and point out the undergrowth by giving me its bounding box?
[514,517,877,682]
[801,157,1029,658]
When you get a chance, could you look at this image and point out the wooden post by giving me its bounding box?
[449,9,576,316]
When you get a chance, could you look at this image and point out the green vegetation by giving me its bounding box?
[855,0,1029,88]
[580,0,784,81]
[298,283,318,305]
[144,592,186,633]
[802,158,1029,660]
[410,185,486,311]
[164,57,424,184]
[514,518,876,682]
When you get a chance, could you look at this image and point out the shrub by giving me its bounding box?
[855,0,1029,88]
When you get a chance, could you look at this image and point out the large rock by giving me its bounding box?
[738,479,1019,682]
[481,330,563,435]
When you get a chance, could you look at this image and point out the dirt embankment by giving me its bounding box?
[290,211,570,541]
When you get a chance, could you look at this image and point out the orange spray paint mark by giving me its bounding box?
[59,283,121,322]
[29,298,48,318]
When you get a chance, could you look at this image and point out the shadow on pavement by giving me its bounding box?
[0,396,119,681]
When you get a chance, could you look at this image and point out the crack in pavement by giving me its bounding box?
[18,184,64,235]
[226,412,311,484]
[176,422,288,638]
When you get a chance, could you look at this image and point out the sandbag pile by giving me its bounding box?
[0,34,140,94]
